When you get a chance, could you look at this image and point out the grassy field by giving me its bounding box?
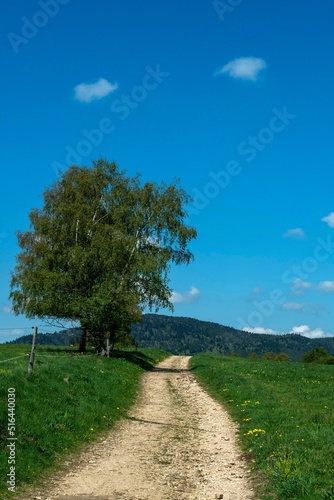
[0,344,169,498]
[190,354,334,500]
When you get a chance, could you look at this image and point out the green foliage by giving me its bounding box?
[302,347,333,364]
[276,352,289,362]
[262,351,276,360]
[9,160,196,350]
[0,344,169,497]
[190,354,334,499]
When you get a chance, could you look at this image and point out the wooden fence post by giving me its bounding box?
[28,326,38,374]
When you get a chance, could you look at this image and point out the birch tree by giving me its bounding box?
[10,159,197,351]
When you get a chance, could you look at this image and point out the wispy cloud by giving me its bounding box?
[171,286,200,304]
[2,304,12,314]
[283,228,306,239]
[215,57,266,81]
[321,212,334,228]
[291,278,334,295]
[317,281,334,292]
[291,278,312,295]
[282,300,322,315]
[282,302,306,311]
[74,78,118,103]
[0,328,25,338]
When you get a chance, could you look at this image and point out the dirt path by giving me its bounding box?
[31,356,255,500]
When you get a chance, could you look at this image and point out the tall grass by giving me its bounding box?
[190,354,334,499]
[0,344,169,498]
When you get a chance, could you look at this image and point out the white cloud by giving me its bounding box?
[291,278,312,295]
[244,324,333,338]
[283,228,306,239]
[282,302,306,311]
[291,325,309,334]
[2,305,12,314]
[317,281,334,292]
[321,212,334,228]
[242,326,279,335]
[171,286,200,304]
[215,57,266,81]
[74,78,118,103]
[291,279,334,295]
[290,325,332,338]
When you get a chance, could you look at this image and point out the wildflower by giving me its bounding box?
[90,428,94,431]
[244,428,266,437]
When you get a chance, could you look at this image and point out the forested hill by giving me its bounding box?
[131,314,334,362]
[6,314,334,362]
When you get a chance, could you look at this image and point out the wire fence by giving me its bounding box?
[0,352,97,364]
[0,326,102,371]
[0,354,29,363]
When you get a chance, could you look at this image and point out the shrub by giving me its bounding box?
[302,347,331,364]
[249,352,259,359]
[262,351,276,360]
[276,352,289,362]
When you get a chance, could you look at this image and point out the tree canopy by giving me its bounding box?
[10,159,197,351]
[301,347,333,364]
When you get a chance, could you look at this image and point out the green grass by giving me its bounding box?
[0,344,169,498]
[190,354,334,499]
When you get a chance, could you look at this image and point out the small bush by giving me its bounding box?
[262,351,276,360]
[276,352,289,362]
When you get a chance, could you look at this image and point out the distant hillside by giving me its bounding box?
[7,314,334,361]
[7,328,81,346]
[131,314,334,362]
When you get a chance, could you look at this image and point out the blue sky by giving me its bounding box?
[1,0,334,342]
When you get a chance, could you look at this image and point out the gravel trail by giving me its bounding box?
[29,356,255,500]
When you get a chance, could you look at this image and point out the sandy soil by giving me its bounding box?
[28,356,256,500]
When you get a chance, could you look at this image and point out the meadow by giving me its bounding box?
[190,354,334,499]
[0,344,169,498]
